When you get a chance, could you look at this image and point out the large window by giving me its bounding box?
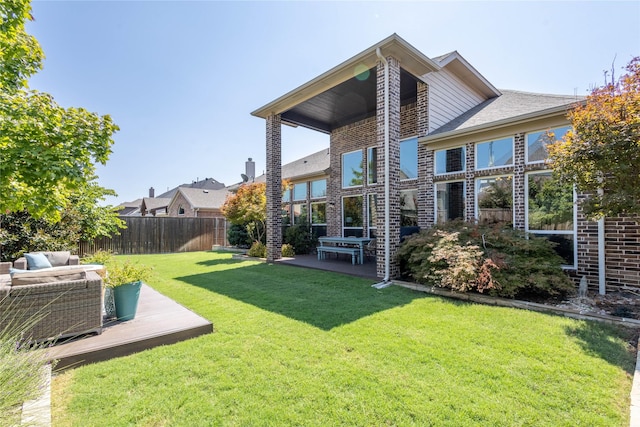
[526,125,571,163]
[367,147,378,185]
[293,183,307,201]
[400,189,418,227]
[310,179,327,198]
[368,194,378,238]
[342,150,363,188]
[526,171,576,266]
[436,181,465,223]
[311,202,327,237]
[342,195,363,237]
[282,187,290,203]
[476,176,513,225]
[476,137,513,169]
[293,204,308,225]
[435,147,466,175]
[400,137,418,180]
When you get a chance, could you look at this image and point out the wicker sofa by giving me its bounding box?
[0,268,103,342]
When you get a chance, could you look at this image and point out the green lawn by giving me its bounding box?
[52,251,636,426]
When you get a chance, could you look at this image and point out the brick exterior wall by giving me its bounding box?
[604,217,640,290]
[266,114,282,262]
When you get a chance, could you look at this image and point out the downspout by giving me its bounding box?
[598,188,606,295]
[374,47,391,287]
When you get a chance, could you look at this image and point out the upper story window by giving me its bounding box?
[282,187,291,203]
[400,137,418,180]
[310,179,327,198]
[435,146,466,175]
[367,147,378,185]
[342,150,363,188]
[476,137,513,170]
[178,205,185,216]
[526,125,571,164]
[293,182,307,201]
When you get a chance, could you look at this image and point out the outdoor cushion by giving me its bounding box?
[25,252,53,270]
[11,268,86,286]
[42,251,71,267]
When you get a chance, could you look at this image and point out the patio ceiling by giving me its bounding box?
[280,68,421,134]
[252,34,441,134]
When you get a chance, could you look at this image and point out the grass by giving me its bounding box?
[52,251,636,426]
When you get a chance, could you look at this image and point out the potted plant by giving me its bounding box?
[104,260,153,321]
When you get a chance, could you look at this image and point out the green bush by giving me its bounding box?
[397,221,574,299]
[247,241,267,258]
[227,223,251,248]
[281,244,295,257]
[284,224,317,255]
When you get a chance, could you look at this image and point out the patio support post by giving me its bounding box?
[266,114,282,262]
[375,52,401,281]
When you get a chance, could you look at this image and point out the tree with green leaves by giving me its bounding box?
[548,56,640,218]
[1,0,120,221]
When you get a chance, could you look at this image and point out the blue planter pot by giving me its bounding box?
[113,280,142,321]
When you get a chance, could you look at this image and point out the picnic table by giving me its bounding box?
[317,236,372,265]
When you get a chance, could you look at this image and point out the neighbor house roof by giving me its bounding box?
[424,90,583,142]
[172,187,230,210]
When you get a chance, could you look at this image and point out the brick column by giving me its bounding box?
[376,55,401,279]
[465,142,475,221]
[266,114,282,262]
[417,81,432,229]
[513,133,526,230]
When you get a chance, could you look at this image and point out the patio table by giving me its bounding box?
[317,236,372,265]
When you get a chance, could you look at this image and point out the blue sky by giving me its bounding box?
[26,1,640,205]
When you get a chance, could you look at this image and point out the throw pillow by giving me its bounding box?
[25,252,53,270]
[43,251,71,267]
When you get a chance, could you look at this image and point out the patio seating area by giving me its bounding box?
[1,266,213,371]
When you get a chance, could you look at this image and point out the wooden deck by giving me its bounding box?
[47,284,213,371]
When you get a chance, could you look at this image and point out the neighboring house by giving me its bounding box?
[167,187,230,218]
[255,148,331,236]
[117,199,142,216]
[120,178,228,217]
[252,33,639,292]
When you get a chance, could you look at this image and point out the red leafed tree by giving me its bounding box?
[548,56,640,219]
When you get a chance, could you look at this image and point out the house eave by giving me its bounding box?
[251,33,440,119]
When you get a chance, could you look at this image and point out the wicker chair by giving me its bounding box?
[0,270,103,342]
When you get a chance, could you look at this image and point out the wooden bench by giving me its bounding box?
[317,245,360,265]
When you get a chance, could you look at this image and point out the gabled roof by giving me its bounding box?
[171,187,230,210]
[433,51,500,98]
[142,197,171,211]
[255,148,330,183]
[425,90,583,142]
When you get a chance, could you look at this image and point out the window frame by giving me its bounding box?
[399,136,418,181]
[367,146,378,185]
[310,179,327,199]
[525,125,571,165]
[434,146,466,176]
[342,149,364,189]
[474,174,514,225]
[292,182,307,201]
[475,137,514,170]
[524,170,577,268]
[434,180,466,224]
[342,195,364,237]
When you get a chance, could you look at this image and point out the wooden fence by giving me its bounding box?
[78,216,230,256]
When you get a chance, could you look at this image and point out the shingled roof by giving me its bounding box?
[427,90,582,139]
[174,187,230,210]
[255,148,330,183]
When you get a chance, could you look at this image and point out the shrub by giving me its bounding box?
[281,244,295,258]
[247,241,267,258]
[227,223,251,248]
[284,224,317,255]
[397,221,574,299]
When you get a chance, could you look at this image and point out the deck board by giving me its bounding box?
[47,284,213,371]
